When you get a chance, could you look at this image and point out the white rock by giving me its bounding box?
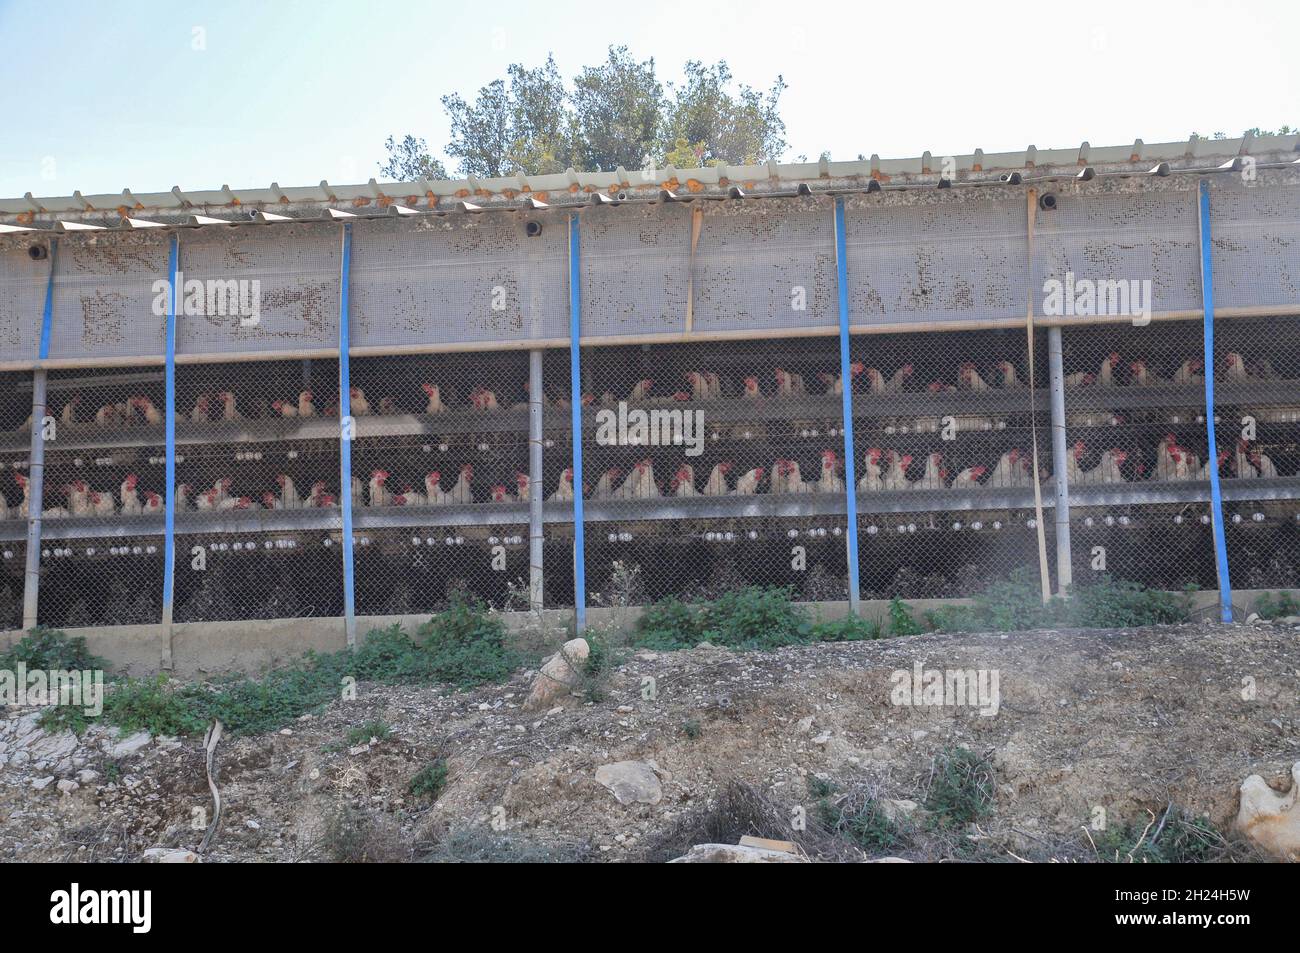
[56,779,79,795]
[1235,761,1300,861]
[106,731,151,759]
[75,769,100,785]
[669,843,806,863]
[595,760,663,805]
[31,775,55,790]
[142,848,199,863]
[523,638,589,711]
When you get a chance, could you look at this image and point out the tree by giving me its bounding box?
[570,46,663,172]
[378,135,447,181]
[661,60,787,167]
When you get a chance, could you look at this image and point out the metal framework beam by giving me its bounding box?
[568,213,586,632]
[161,234,179,655]
[528,349,544,617]
[1047,326,1073,592]
[1197,179,1233,622]
[833,198,861,614]
[21,238,57,630]
[337,223,357,646]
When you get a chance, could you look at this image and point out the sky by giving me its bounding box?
[0,0,1296,199]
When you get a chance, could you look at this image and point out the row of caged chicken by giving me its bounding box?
[4,431,1286,521]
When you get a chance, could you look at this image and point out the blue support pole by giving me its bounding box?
[337,224,357,646]
[833,198,862,615]
[161,234,179,634]
[1197,180,1233,622]
[20,239,58,630]
[568,213,587,632]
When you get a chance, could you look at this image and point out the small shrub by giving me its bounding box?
[346,719,391,747]
[0,626,106,672]
[681,718,702,739]
[408,759,449,802]
[1064,577,1193,628]
[99,675,212,737]
[810,614,882,642]
[1253,590,1299,621]
[418,827,588,863]
[887,597,923,637]
[819,793,908,854]
[313,805,409,863]
[924,746,995,828]
[634,596,701,650]
[1089,807,1224,863]
[697,586,810,649]
[415,594,519,687]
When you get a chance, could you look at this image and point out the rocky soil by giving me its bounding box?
[0,620,1296,862]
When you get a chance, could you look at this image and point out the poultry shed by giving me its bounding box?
[1,134,1298,663]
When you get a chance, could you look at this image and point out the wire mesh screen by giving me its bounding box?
[1208,176,1300,311]
[850,327,1051,597]
[349,212,568,348]
[348,350,548,612]
[0,242,48,360]
[693,197,837,332]
[172,357,343,622]
[176,223,340,355]
[1212,314,1300,589]
[1059,319,1219,590]
[1034,186,1202,318]
[843,192,1028,327]
[48,233,168,361]
[31,366,165,625]
[580,202,692,337]
[579,339,850,605]
[0,370,32,629]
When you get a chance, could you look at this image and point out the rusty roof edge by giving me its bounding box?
[4,134,1297,223]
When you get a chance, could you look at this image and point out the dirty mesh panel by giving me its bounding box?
[176,223,340,355]
[693,196,837,332]
[0,371,31,630]
[849,327,1051,599]
[1033,187,1201,317]
[0,244,48,360]
[349,212,567,348]
[171,357,343,622]
[48,233,168,360]
[1211,314,1300,592]
[1058,320,1218,592]
[1208,176,1300,311]
[843,194,1027,327]
[579,202,691,337]
[579,339,850,606]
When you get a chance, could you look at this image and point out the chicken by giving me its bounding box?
[774,369,806,397]
[349,386,371,416]
[514,472,531,502]
[175,484,192,512]
[416,472,445,506]
[469,386,499,411]
[989,448,1031,487]
[857,448,884,492]
[90,490,116,517]
[1064,371,1096,388]
[995,361,1020,388]
[950,465,988,489]
[95,404,120,427]
[218,391,240,421]
[210,476,234,508]
[778,459,813,494]
[271,399,298,419]
[1221,352,1250,382]
[262,491,283,510]
[276,474,302,509]
[670,464,697,498]
[13,473,31,519]
[817,450,844,494]
[703,462,732,496]
[1174,358,1204,385]
[627,379,654,403]
[1097,351,1121,387]
[1152,433,1181,481]
[616,459,657,500]
[297,389,316,418]
[305,481,328,507]
[958,363,991,392]
[911,452,946,490]
[143,491,163,513]
[449,464,474,504]
[368,469,392,507]
[684,372,714,401]
[591,467,622,501]
[881,451,913,491]
[60,396,82,425]
[489,484,514,503]
[549,467,576,503]
[885,364,913,393]
[1248,449,1280,479]
[190,394,210,423]
[393,485,426,506]
[820,363,864,396]
[132,395,163,425]
[421,383,447,414]
[67,480,92,516]
[741,376,763,400]
[119,474,142,515]
[733,466,766,495]
[1127,360,1164,386]
[1082,449,1128,485]
[705,372,723,399]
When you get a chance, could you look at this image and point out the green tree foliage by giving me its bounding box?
[381,48,788,180]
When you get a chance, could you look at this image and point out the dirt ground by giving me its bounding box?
[0,619,1296,862]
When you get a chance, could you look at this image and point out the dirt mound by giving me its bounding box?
[1,620,1295,862]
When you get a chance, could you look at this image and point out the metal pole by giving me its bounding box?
[1047,326,1073,593]
[832,198,861,615]
[1197,180,1233,622]
[161,234,179,653]
[337,223,357,646]
[528,348,544,619]
[21,238,58,631]
[568,213,587,633]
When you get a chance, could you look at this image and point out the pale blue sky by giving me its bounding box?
[1,0,1295,199]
